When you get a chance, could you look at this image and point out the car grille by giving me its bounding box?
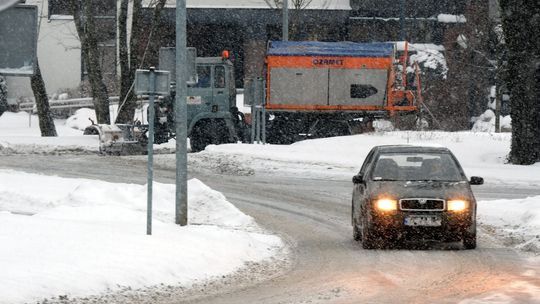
[400,198,445,211]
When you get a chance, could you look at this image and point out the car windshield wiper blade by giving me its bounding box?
[373,178,399,181]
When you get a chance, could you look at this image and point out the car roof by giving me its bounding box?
[372,144,452,154]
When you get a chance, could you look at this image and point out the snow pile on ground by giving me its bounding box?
[0,109,177,154]
[472,109,512,133]
[66,105,153,132]
[479,196,540,252]
[199,130,540,186]
[0,112,98,154]
[65,108,96,131]
[0,170,284,303]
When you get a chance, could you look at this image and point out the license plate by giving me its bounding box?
[404,215,442,227]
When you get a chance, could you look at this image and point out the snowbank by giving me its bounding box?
[0,170,284,303]
[472,109,511,133]
[479,196,540,252]
[0,108,176,154]
[199,130,540,186]
[0,112,98,154]
[150,0,352,10]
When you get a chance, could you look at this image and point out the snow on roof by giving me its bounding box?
[144,0,351,10]
[395,42,445,52]
[437,14,467,23]
[267,41,394,57]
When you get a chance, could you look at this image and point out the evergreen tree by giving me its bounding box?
[499,0,540,164]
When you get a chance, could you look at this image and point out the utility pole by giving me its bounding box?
[175,0,188,226]
[282,0,288,41]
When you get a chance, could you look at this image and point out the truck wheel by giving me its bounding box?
[190,125,209,152]
[463,232,477,250]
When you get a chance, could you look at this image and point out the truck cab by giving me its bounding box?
[185,57,243,152]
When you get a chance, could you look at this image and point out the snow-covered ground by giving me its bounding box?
[0,170,285,303]
[1,108,540,303]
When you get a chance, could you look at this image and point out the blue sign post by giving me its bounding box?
[135,67,170,235]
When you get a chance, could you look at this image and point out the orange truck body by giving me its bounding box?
[265,41,421,116]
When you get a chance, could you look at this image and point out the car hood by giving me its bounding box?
[369,180,474,201]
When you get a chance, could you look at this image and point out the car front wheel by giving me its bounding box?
[463,232,476,249]
[361,218,377,249]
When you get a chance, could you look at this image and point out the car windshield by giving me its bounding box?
[371,152,465,182]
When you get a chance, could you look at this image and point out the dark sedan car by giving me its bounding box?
[351,145,484,249]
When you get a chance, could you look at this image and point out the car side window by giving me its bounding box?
[358,150,376,176]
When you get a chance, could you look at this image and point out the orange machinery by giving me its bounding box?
[265,41,422,116]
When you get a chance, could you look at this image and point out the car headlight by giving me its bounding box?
[447,200,468,212]
[375,198,398,211]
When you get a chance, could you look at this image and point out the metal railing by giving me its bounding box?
[19,96,150,127]
[19,96,122,113]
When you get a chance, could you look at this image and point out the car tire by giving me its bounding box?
[463,233,476,250]
[353,223,361,241]
[361,218,377,249]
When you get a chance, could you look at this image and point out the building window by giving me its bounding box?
[49,0,115,19]
[80,1,117,79]
[48,0,72,19]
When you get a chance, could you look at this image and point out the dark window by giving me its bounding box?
[94,0,116,17]
[350,84,378,99]
[94,18,116,44]
[48,0,71,18]
[80,0,117,80]
[49,0,115,19]
[195,66,211,88]
[214,66,225,88]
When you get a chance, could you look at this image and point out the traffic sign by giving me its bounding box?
[0,5,38,76]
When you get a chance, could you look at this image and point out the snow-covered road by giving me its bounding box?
[1,155,539,303]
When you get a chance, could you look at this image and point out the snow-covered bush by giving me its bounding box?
[472,109,511,132]
[65,108,96,131]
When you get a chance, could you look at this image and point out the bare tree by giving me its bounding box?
[115,0,167,124]
[30,60,57,136]
[68,0,111,124]
[28,3,57,136]
[265,0,316,40]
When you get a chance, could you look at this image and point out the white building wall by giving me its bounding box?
[6,0,81,103]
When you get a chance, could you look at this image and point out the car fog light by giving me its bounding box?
[448,200,468,212]
[375,199,398,211]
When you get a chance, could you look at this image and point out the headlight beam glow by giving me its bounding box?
[447,200,468,212]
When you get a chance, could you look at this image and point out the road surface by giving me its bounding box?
[1,155,539,304]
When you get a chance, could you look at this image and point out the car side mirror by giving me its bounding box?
[352,175,364,184]
[470,176,484,185]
